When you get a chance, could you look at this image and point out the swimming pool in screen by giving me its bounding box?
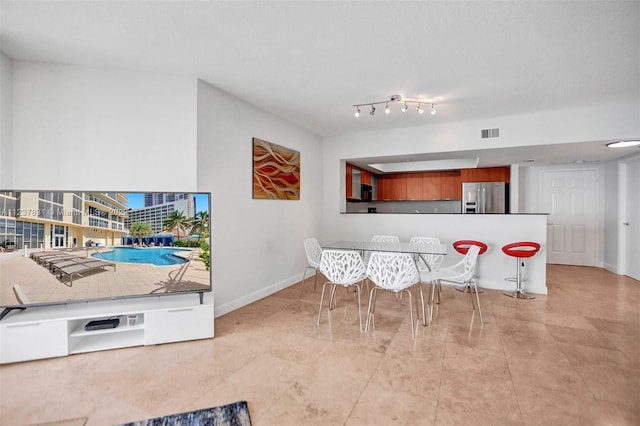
[92,247,190,266]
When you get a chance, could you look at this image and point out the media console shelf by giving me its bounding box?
[0,294,214,364]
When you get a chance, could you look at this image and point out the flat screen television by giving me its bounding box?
[0,191,211,320]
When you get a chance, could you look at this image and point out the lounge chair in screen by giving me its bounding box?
[56,260,116,286]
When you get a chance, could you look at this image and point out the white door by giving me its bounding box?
[542,169,597,266]
[623,157,640,280]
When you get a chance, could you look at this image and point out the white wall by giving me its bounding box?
[196,80,323,316]
[0,52,12,187]
[10,61,198,190]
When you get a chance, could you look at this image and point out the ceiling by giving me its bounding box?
[1,1,639,166]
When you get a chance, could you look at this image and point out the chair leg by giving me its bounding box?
[429,280,438,323]
[300,266,313,297]
[471,280,484,325]
[405,288,416,339]
[313,268,319,291]
[317,282,330,325]
[329,284,337,310]
[355,284,363,331]
[419,284,428,326]
[366,287,377,332]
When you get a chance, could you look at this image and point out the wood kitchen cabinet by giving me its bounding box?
[377,175,391,200]
[406,173,423,200]
[460,167,510,183]
[441,171,462,199]
[391,173,407,200]
[377,174,407,200]
[360,170,372,185]
[422,172,442,200]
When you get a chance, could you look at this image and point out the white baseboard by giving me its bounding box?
[214,274,302,318]
[603,262,620,275]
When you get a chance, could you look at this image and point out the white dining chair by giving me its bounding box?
[317,250,367,331]
[301,237,323,297]
[409,236,444,271]
[419,244,483,324]
[365,251,421,339]
[409,236,445,307]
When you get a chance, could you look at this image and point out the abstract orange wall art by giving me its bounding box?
[252,138,300,200]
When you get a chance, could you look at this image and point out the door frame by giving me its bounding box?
[617,154,640,277]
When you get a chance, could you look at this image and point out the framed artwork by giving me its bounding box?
[252,137,300,200]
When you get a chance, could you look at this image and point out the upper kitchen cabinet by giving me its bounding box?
[460,166,510,183]
[440,171,462,200]
[422,172,442,200]
[406,173,424,200]
[377,173,407,200]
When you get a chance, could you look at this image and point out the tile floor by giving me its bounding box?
[0,265,638,425]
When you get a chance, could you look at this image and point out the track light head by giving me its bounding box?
[430,104,437,115]
[401,102,408,113]
[417,103,424,114]
[354,107,360,118]
[385,103,390,114]
[370,105,375,116]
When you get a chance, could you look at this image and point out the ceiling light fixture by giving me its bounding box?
[353,94,437,118]
[606,140,640,148]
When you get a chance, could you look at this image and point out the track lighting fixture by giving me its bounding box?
[353,94,437,118]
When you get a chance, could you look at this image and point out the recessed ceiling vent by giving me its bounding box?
[481,128,500,139]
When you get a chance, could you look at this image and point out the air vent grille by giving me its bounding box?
[481,128,500,139]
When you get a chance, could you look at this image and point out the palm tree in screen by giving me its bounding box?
[129,222,152,246]
[190,211,210,242]
[163,210,189,241]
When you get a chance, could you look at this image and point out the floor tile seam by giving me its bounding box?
[554,339,637,368]
[432,324,453,426]
[546,327,603,405]
[497,325,527,425]
[246,379,295,425]
[341,350,389,426]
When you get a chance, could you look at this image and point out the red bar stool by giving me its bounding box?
[502,241,540,299]
[453,240,488,293]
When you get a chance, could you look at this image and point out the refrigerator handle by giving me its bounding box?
[480,186,485,214]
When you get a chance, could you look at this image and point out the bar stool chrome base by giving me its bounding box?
[502,289,535,299]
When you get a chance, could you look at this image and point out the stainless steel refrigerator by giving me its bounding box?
[462,182,509,214]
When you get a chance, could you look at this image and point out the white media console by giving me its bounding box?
[0,293,214,364]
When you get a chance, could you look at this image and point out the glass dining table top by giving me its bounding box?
[322,240,447,256]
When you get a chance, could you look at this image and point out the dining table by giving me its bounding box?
[321,240,447,326]
[321,239,447,271]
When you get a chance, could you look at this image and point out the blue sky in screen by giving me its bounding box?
[125,193,210,213]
